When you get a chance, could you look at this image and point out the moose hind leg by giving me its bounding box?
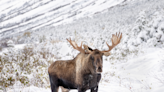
[49,74,59,92]
[50,82,59,92]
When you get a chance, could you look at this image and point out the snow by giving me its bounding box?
[8,85,51,92]
[1,0,164,92]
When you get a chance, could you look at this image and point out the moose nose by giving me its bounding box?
[98,67,102,71]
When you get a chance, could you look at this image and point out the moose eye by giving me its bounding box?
[90,55,94,61]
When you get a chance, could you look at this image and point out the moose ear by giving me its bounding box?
[88,47,93,51]
[83,44,93,53]
[102,52,110,56]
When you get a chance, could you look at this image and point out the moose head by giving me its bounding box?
[67,32,122,74]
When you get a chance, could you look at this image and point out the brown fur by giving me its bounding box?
[48,59,76,84]
[48,49,103,92]
[48,53,96,85]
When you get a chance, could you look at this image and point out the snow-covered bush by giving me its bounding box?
[127,10,164,48]
[7,40,14,47]
[0,43,58,90]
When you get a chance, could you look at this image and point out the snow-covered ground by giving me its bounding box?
[1,0,164,92]
[5,48,164,92]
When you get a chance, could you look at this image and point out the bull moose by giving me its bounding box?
[48,32,122,92]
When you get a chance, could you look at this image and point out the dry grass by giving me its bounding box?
[50,40,61,44]
[0,44,56,89]
[23,32,31,37]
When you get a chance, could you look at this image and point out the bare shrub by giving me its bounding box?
[0,44,55,89]
[23,32,31,37]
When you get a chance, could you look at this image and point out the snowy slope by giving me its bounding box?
[0,0,125,39]
[106,48,164,92]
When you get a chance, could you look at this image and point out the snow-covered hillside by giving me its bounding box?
[1,0,164,92]
[0,0,126,39]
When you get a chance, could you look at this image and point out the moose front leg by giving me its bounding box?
[78,86,88,92]
[91,86,98,92]
[78,89,86,92]
[91,74,101,92]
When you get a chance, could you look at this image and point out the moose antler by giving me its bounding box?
[67,38,85,53]
[101,32,122,56]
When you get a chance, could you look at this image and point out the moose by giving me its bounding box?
[48,32,122,92]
